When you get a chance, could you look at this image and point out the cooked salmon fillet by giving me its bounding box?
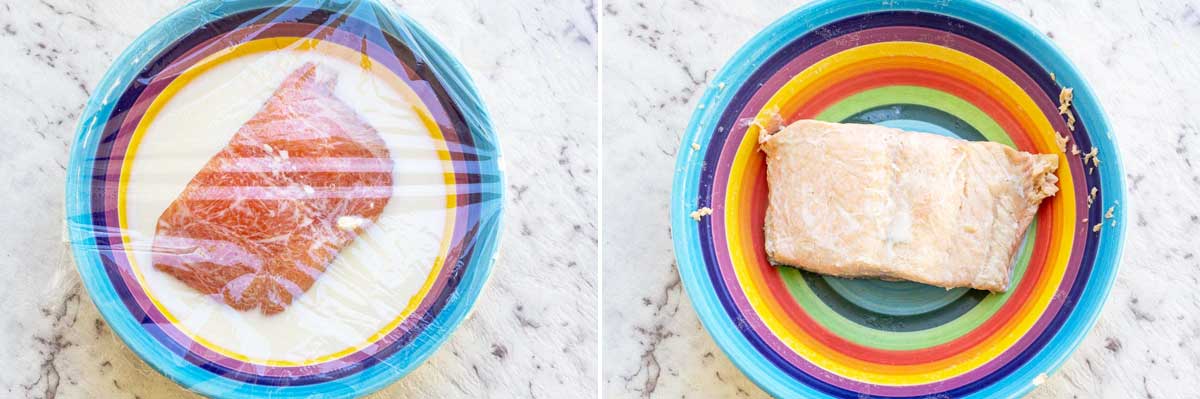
[759,120,1058,292]
[152,62,393,314]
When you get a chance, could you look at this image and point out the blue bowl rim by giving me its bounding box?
[669,0,1126,397]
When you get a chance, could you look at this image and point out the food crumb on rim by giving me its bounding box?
[1054,131,1069,153]
[1058,87,1074,115]
[1059,87,1076,131]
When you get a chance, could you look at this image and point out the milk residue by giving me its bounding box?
[123,50,448,363]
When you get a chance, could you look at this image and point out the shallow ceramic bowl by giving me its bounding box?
[671,1,1125,397]
[66,1,503,397]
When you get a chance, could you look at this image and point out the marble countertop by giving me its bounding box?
[602,0,1199,398]
[0,0,596,398]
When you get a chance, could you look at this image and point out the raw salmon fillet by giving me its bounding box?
[152,62,393,314]
[759,120,1058,292]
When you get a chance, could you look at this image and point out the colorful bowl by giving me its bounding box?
[671,0,1125,397]
[66,1,503,397]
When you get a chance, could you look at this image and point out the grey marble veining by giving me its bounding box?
[602,0,1200,398]
[0,0,597,398]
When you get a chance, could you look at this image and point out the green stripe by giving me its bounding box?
[803,272,990,333]
[842,103,988,142]
[779,227,1033,350]
[815,85,1015,146]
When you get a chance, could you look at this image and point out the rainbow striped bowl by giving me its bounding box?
[66,1,502,398]
[671,1,1125,397]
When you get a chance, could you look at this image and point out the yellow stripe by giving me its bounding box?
[118,37,456,367]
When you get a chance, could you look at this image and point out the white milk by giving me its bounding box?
[123,50,448,363]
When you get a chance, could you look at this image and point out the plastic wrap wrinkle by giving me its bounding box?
[150,62,393,315]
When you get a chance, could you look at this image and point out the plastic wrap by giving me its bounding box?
[64,1,503,397]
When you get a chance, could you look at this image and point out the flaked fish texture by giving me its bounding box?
[759,120,1058,292]
[152,62,393,314]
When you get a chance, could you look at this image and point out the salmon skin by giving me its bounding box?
[152,62,394,314]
